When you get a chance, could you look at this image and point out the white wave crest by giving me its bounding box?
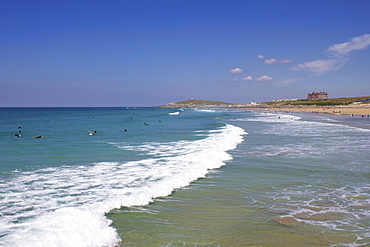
[0,124,246,247]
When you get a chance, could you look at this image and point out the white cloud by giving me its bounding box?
[242,76,254,81]
[279,58,293,63]
[230,68,243,74]
[294,33,370,76]
[255,75,273,81]
[258,55,264,59]
[328,33,370,57]
[264,58,293,64]
[264,58,278,64]
[293,59,346,75]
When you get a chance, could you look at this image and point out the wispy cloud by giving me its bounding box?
[229,68,243,74]
[236,75,273,82]
[258,55,293,64]
[264,58,293,64]
[328,34,370,57]
[294,33,370,75]
[292,58,346,75]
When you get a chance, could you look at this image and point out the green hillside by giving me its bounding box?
[159,99,238,108]
[174,99,233,105]
[262,96,370,106]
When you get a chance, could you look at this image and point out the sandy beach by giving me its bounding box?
[257,104,370,116]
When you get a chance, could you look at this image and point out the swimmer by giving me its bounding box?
[15,133,21,137]
[33,136,43,139]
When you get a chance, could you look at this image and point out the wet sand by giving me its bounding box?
[257,104,370,116]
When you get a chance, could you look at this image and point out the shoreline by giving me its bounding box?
[246,104,370,116]
[244,105,370,130]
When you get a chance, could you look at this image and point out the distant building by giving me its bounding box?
[307,92,328,100]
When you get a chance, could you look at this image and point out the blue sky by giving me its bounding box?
[1,0,370,107]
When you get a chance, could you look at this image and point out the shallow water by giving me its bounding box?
[1,108,369,246]
[110,111,370,246]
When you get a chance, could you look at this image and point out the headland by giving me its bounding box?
[159,97,370,116]
[158,99,245,108]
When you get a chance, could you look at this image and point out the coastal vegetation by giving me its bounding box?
[159,99,239,108]
[172,99,233,105]
[261,96,370,106]
[160,96,370,108]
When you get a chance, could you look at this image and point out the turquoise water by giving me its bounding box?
[0,108,369,246]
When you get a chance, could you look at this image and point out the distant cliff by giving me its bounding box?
[159,99,244,108]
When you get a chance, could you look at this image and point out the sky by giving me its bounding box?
[1,0,370,107]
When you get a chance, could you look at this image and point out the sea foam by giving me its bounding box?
[0,124,246,247]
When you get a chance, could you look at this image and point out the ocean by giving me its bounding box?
[0,107,369,246]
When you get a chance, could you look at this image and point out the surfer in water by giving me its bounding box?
[15,126,22,137]
[88,130,97,135]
